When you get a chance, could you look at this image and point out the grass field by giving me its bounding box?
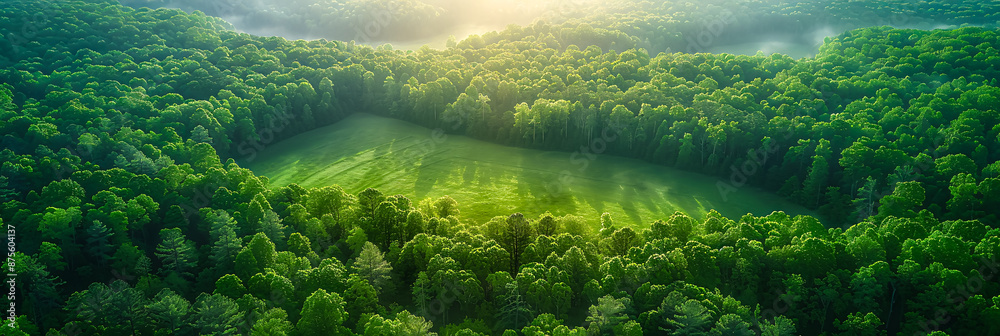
[244,113,818,227]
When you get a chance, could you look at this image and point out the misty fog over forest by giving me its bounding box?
[117,0,991,58]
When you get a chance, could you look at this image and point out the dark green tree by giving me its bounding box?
[190,293,243,336]
[155,228,197,278]
[148,288,191,333]
[499,213,534,274]
[495,282,533,332]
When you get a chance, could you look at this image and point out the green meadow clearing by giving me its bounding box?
[244,113,817,227]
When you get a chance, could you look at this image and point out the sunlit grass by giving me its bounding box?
[245,113,817,227]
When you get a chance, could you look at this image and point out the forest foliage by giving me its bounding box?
[0,0,999,335]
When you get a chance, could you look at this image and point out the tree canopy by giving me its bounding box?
[1,0,1000,335]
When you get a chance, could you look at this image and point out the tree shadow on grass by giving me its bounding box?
[412,156,446,200]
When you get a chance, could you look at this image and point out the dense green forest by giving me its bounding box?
[1,0,999,335]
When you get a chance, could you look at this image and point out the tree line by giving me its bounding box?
[0,0,998,335]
